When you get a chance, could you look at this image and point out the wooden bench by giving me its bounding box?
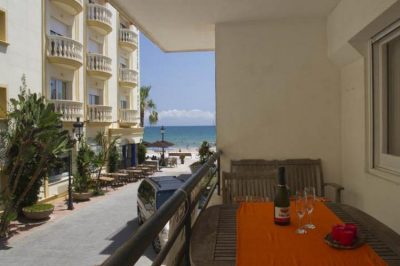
[229,159,344,202]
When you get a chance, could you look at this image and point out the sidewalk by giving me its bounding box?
[0,160,193,266]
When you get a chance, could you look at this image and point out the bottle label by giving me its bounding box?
[274,207,290,222]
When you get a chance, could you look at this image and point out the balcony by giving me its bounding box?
[119,109,139,126]
[87,105,112,123]
[119,29,138,51]
[47,35,83,70]
[87,53,112,80]
[87,3,112,35]
[49,100,83,122]
[51,0,83,16]
[119,68,138,88]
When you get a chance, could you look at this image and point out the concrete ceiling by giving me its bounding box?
[110,0,340,52]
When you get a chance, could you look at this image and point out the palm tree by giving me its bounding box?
[140,86,158,127]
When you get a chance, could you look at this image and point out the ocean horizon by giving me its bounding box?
[143,125,216,149]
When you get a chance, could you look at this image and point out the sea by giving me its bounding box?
[143,126,216,150]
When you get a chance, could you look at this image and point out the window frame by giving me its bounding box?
[369,20,400,180]
[0,85,7,119]
[0,8,8,46]
[50,78,71,100]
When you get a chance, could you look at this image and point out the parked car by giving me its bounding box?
[137,175,190,253]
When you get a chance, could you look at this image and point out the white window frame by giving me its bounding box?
[369,20,400,180]
[50,78,71,100]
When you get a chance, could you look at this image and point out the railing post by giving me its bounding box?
[184,194,192,266]
[217,156,221,195]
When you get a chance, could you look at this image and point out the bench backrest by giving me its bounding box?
[222,171,277,204]
[230,159,325,197]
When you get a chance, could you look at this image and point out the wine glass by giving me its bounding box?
[295,191,306,234]
[304,187,316,229]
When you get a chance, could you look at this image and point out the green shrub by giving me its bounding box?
[23,204,54,212]
[107,142,119,173]
[75,141,94,193]
[198,141,214,164]
[137,143,147,164]
[0,75,71,237]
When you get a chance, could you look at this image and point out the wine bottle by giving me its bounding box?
[274,167,290,225]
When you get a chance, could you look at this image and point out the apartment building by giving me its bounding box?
[0,0,143,200]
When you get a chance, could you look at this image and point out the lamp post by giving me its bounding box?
[160,126,165,166]
[67,117,84,210]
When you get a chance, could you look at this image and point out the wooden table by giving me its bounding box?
[139,167,152,176]
[127,169,144,179]
[122,170,140,182]
[104,173,129,185]
[190,203,400,266]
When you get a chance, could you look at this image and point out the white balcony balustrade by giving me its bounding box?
[51,0,83,16]
[119,68,138,88]
[119,109,139,125]
[119,29,138,51]
[87,53,112,80]
[49,100,83,122]
[87,3,112,34]
[47,35,83,69]
[87,105,112,123]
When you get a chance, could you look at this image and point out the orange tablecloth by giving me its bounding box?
[236,202,387,266]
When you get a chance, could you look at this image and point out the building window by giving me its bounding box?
[0,87,6,118]
[371,22,400,175]
[50,79,70,100]
[48,154,69,182]
[120,99,128,109]
[89,94,100,105]
[0,9,7,44]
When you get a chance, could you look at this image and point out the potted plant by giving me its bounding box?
[73,141,94,201]
[0,76,72,237]
[22,203,54,220]
[189,141,214,173]
[73,173,92,201]
[179,154,185,164]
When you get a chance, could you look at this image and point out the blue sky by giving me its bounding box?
[139,33,215,126]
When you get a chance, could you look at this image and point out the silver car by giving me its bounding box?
[137,175,189,253]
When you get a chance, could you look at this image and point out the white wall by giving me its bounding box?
[0,0,42,100]
[215,19,342,186]
[106,2,118,121]
[328,0,400,233]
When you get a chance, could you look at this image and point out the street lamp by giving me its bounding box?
[67,117,84,210]
[160,126,165,166]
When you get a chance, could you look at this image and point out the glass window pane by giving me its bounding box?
[387,36,400,156]
[50,79,56,99]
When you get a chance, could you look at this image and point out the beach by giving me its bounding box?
[144,125,216,159]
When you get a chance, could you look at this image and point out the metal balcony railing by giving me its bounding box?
[101,151,222,266]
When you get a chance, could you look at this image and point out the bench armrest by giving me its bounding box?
[323,182,344,203]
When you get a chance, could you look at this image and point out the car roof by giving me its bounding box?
[147,174,191,191]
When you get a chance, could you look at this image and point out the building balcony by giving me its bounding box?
[87,53,112,80]
[48,99,83,122]
[87,3,112,35]
[119,29,138,51]
[119,68,138,88]
[119,109,139,126]
[87,105,112,123]
[47,35,83,70]
[51,0,83,16]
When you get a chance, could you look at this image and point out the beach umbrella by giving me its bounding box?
[148,140,175,148]
[141,140,152,147]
